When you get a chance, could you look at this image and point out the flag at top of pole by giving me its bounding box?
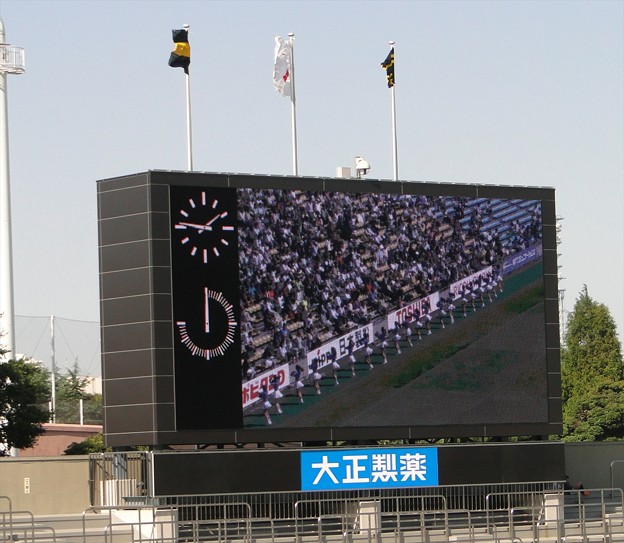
[272,34,298,175]
[382,42,398,181]
[273,36,292,97]
[381,47,395,88]
[169,28,190,73]
[168,25,193,171]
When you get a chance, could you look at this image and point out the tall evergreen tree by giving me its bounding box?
[56,361,90,402]
[561,286,624,441]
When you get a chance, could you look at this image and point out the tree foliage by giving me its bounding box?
[561,286,624,442]
[562,380,624,441]
[54,361,102,425]
[64,432,108,455]
[63,433,149,455]
[0,356,51,453]
[56,362,91,402]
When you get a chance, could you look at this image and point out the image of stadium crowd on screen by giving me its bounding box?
[237,188,545,428]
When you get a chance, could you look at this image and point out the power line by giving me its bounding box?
[13,314,101,377]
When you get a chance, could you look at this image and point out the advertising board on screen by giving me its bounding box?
[98,172,561,447]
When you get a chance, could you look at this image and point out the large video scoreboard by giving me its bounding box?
[98,171,561,448]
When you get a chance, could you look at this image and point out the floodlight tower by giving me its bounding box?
[0,19,25,359]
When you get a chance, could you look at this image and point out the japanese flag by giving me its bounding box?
[273,36,292,97]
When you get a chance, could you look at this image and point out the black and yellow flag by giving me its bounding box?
[168,28,190,74]
[381,47,394,88]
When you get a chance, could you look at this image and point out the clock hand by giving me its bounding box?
[177,221,213,232]
[204,288,210,333]
[204,211,228,227]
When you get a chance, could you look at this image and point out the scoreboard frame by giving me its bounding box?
[98,170,561,448]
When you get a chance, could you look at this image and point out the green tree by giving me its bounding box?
[562,381,624,441]
[54,361,101,424]
[64,433,148,455]
[0,353,51,453]
[64,432,108,455]
[561,286,624,441]
[81,394,103,425]
[56,361,90,402]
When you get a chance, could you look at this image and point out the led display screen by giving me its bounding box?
[169,183,552,438]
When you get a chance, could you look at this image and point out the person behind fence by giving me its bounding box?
[575,481,589,496]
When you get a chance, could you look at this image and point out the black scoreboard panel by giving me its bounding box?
[98,171,561,448]
[170,186,242,430]
[151,442,565,495]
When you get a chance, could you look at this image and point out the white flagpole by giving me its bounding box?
[389,40,398,181]
[184,24,193,172]
[288,32,299,176]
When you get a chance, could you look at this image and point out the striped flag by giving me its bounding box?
[381,47,395,88]
[169,28,190,74]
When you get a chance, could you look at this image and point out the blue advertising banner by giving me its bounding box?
[301,447,439,491]
[502,242,543,276]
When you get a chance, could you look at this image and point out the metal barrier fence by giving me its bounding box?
[88,451,556,518]
[82,452,624,543]
[90,452,152,507]
[1,488,623,543]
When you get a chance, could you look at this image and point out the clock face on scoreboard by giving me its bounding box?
[169,185,243,430]
[172,191,237,265]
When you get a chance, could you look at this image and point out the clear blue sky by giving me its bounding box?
[1,0,622,367]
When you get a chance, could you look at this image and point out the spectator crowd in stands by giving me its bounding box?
[238,188,542,381]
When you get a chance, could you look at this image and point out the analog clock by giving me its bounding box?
[176,288,238,360]
[173,190,236,264]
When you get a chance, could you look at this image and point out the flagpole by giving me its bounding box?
[288,32,298,176]
[184,24,193,172]
[389,40,398,181]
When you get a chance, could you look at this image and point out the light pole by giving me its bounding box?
[0,18,24,359]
